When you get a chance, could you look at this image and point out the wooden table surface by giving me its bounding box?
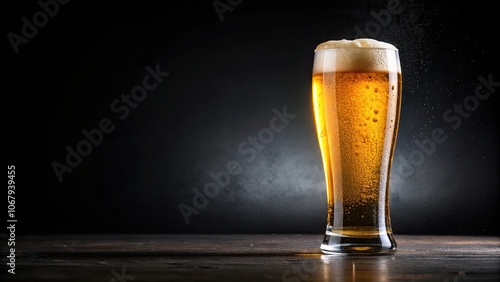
[2,234,499,281]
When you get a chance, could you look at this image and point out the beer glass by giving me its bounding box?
[312,39,401,254]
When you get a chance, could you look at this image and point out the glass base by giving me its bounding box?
[321,227,397,255]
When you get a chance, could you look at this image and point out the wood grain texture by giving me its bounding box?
[2,234,499,281]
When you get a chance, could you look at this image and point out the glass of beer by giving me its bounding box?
[312,38,401,254]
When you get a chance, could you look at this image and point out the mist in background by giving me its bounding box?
[7,0,498,235]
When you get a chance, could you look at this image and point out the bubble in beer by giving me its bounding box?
[374,88,379,93]
[373,118,378,123]
[374,109,379,114]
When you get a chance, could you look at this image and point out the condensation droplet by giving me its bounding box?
[391,85,395,90]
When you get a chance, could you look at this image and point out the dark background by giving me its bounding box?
[6,0,499,236]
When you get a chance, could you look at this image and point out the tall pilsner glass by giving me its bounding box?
[312,39,401,254]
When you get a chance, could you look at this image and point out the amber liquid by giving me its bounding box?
[312,71,401,237]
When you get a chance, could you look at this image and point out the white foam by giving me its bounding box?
[313,38,400,73]
[315,38,397,51]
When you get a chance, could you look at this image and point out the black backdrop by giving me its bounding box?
[6,0,499,235]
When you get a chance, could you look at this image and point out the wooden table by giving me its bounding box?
[3,234,499,281]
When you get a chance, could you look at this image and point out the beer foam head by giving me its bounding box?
[313,38,399,73]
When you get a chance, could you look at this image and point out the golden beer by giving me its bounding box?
[312,39,401,254]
